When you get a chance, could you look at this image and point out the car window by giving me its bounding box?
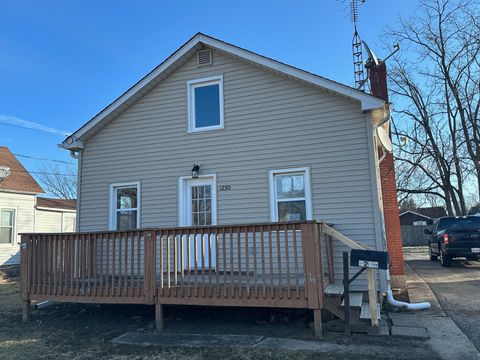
[438,217,480,232]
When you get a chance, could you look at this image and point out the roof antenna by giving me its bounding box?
[351,0,366,91]
[356,41,400,90]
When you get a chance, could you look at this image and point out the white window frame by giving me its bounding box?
[187,75,224,133]
[109,181,141,230]
[0,208,16,245]
[269,167,313,222]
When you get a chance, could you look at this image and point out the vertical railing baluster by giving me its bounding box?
[253,226,258,299]
[201,227,206,298]
[237,226,242,298]
[230,227,234,298]
[214,227,219,298]
[180,229,185,298]
[174,230,178,297]
[167,230,171,296]
[245,227,250,298]
[99,233,104,297]
[268,226,274,299]
[222,227,227,298]
[293,224,300,299]
[276,224,283,299]
[187,228,191,297]
[106,233,110,297]
[284,223,291,299]
[194,228,199,297]
[130,231,134,297]
[260,225,266,299]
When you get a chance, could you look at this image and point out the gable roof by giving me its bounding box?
[60,33,385,150]
[0,146,44,194]
[399,207,447,220]
[37,197,76,211]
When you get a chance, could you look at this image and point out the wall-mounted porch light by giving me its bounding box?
[192,164,200,179]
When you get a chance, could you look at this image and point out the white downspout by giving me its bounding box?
[374,109,431,311]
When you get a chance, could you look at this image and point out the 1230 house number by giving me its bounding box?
[219,185,231,191]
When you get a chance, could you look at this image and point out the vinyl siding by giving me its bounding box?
[79,48,383,290]
[35,209,77,233]
[0,192,36,266]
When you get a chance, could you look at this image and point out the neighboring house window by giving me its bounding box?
[110,182,140,230]
[269,168,313,222]
[187,75,224,132]
[413,221,427,226]
[0,209,14,244]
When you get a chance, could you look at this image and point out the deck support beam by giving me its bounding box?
[22,300,31,322]
[313,309,322,337]
[155,303,163,331]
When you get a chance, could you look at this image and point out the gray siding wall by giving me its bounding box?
[79,48,382,290]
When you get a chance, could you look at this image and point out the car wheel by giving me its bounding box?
[466,255,478,261]
[429,247,438,261]
[440,249,451,267]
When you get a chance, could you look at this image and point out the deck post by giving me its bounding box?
[20,235,31,322]
[22,300,31,322]
[313,309,322,337]
[366,268,379,327]
[155,302,163,331]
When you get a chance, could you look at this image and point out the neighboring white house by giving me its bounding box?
[0,146,76,266]
[59,33,390,292]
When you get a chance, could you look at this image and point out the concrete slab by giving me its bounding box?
[391,325,428,339]
[389,312,423,327]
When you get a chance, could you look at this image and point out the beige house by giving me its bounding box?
[59,33,389,292]
[0,146,76,266]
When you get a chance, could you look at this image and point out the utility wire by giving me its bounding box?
[11,152,76,165]
[8,169,76,177]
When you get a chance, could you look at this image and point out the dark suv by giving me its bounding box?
[426,216,480,267]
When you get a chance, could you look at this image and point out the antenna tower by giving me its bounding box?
[351,0,366,90]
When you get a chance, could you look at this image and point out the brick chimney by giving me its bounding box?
[369,62,406,288]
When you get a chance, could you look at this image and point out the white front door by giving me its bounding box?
[180,176,217,268]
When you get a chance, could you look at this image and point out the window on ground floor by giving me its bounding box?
[269,168,313,222]
[0,209,15,244]
[110,182,140,230]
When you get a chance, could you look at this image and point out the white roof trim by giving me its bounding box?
[399,210,432,219]
[60,33,385,149]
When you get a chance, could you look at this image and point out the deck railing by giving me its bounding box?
[20,221,331,335]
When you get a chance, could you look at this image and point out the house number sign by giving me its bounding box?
[219,185,231,191]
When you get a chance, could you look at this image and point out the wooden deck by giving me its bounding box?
[19,221,379,336]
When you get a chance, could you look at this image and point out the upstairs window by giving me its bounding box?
[110,182,140,230]
[187,75,224,132]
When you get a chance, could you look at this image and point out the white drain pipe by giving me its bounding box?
[385,271,431,310]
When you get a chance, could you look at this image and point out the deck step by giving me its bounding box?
[325,283,344,296]
[360,302,381,320]
[341,292,363,307]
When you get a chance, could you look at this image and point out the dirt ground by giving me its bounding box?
[0,265,439,360]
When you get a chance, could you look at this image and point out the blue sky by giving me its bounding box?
[0,0,418,188]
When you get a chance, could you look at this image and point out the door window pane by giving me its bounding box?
[194,84,220,128]
[278,201,306,222]
[191,185,212,226]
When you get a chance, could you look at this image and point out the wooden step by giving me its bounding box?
[360,302,381,320]
[341,292,363,308]
[325,283,344,296]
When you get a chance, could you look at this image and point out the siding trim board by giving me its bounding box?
[60,33,384,150]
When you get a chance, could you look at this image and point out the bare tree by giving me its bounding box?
[385,0,480,215]
[37,163,77,200]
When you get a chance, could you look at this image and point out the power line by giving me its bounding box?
[8,169,76,177]
[0,120,69,135]
[11,152,76,165]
